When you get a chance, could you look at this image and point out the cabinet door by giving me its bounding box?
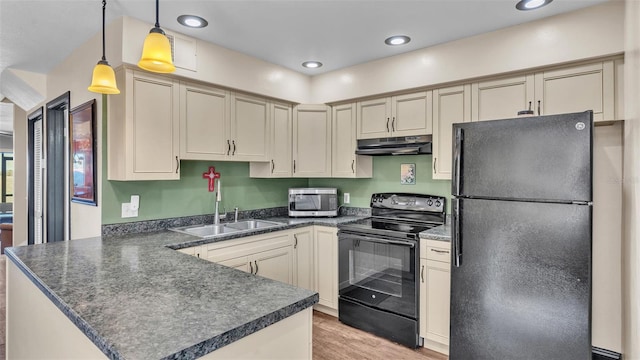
[231,94,270,161]
[424,260,451,347]
[357,97,392,139]
[314,227,338,310]
[251,246,294,285]
[392,91,432,136]
[432,84,471,180]
[218,255,250,273]
[293,229,314,291]
[180,82,230,160]
[130,71,180,180]
[271,102,293,176]
[471,75,534,122]
[535,61,614,122]
[293,105,332,178]
[332,103,357,178]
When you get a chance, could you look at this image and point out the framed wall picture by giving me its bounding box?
[69,99,97,206]
[401,163,416,185]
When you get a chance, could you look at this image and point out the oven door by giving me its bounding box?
[338,231,419,319]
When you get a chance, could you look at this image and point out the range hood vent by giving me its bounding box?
[355,135,432,156]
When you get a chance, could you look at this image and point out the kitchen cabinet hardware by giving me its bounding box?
[293,160,296,173]
[386,117,390,132]
[294,234,298,249]
[271,160,275,173]
[392,117,396,131]
[175,156,180,173]
[433,157,437,173]
[254,260,259,274]
[421,265,425,283]
[232,140,236,155]
[227,140,231,155]
[351,160,355,173]
[249,261,254,274]
[537,100,541,116]
[430,248,450,254]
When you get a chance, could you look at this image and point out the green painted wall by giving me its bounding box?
[309,155,451,212]
[101,96,449,224]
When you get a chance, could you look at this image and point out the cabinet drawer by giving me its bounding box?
[424,240,451,263]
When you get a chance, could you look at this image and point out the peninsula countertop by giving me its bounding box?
[6,216,364,360]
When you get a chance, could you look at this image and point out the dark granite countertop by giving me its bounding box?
[5,216,364,360]
[419,217,451,242]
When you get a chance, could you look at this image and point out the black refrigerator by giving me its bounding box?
[450,111,593,359]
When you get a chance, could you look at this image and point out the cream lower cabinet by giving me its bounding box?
[109,68,180,180]
[293,228,314,291]
[249,102,293,177]
[419,239,451,355]
[357,91,432,139]
[293,105,332,177]
[432,84,471,180]
[332,103,372,178]
[314,226,338,315]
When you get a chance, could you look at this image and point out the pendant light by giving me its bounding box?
[138,0,176,73]
[88,0,120,94]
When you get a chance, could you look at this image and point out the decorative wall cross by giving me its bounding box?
[202,166,221,192]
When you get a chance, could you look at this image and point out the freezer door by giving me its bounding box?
[452,111,592,202]
[450,198,591,360]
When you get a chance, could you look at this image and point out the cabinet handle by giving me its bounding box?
[430,248,450,254]
[254,260,259,274]
[271,160,275,173]
[232,140,236,155]
[294,234,298,249]
[227,140,231,155]
[175,156,180,174]
[351,159,355,173]
[386,117,390,132]
[293,160,296,173]
[433,157,437,173]
[392,117,395,131]
[196,253,200,258]
[249,261,254,274]
[537,100,541,116]
[421,265,425,283]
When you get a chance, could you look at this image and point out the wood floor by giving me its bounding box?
[313,311,448,360]
[0,256,445,360]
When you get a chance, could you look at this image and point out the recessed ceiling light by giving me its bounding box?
[177,15,208,28]
[302,61,323,69]
[385,35,411,46]
[515,0,553,11]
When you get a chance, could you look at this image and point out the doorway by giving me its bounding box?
[27,108,43,245]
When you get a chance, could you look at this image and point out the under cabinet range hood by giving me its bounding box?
[355,135,432,156]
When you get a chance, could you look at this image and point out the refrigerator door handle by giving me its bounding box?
[452,128,464,196]
[452,198,462,267]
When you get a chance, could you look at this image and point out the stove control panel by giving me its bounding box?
[370,193,446,213]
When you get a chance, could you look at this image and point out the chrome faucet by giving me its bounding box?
[214,179,222,225]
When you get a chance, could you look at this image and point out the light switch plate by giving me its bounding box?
[343,193,350,204]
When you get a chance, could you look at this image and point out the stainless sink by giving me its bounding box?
[225,220,283,231]
[170,219,284,239]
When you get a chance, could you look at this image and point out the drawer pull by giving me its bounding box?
[430,248,449,254]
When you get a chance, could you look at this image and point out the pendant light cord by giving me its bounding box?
[155,0,160,28]
[101,0,106,61]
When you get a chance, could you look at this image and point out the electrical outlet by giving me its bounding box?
[121,203,138,218]
[343,193,350,204]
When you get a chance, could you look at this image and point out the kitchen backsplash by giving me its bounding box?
[102,155,451,225]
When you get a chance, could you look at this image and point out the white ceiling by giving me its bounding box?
[0,0,611,78]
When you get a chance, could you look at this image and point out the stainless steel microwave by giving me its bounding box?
[288,188,338,217]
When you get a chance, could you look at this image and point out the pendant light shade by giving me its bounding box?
[88,0,120,94]
[138,0,175,73]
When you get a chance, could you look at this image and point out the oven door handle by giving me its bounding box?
[340,234,415,248]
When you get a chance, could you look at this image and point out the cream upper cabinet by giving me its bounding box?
[419,239,451,355]
[471,74,535,122]
[230,93,270,162]
[293,228,314,291]
[332,103,372,178]
[357,91,432,139]
[249,102,293,178]
[432,84,471,180]
[534,61,614,122]
[293,104,332,178]
[179,82,231,160]
[108,68,180,180]
[314,226,338,315]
